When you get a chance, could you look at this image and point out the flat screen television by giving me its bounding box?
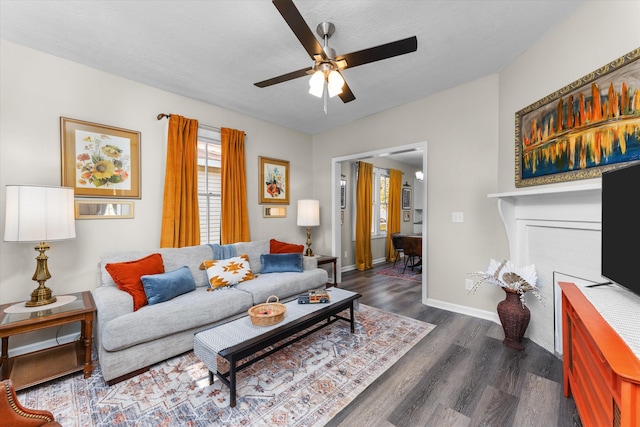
[601,161,640,296]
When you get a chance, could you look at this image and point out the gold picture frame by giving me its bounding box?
[259,156,289,204]
[403,210,411,222]
[75,200,134,219]
[263,206,287,218]
[61,117,141,198]
[515,48,640,187]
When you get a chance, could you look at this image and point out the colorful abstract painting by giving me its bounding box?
[515,48,640,187]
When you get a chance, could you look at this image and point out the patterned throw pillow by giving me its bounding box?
[202,254,254,291]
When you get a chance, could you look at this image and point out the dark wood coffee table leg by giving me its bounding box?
[350,302,355,333]
[230,357,237,407]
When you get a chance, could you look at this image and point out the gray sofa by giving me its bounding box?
[92,240,328,384]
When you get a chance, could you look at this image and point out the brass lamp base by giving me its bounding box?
[25,286,57,307]
[305,226,314,257]
[25,242,57,307]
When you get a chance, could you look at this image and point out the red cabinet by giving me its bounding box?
[560,282,640,427]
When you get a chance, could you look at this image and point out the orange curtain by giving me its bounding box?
[386,169,402,261]
[220,127,250,244]
[160,115,200,248]
[355,161,373,270]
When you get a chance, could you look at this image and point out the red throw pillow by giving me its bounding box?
[270,238,304,254]
[105,253,165,311]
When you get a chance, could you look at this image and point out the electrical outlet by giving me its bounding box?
[344,251,348,258]
[465,278,474,290]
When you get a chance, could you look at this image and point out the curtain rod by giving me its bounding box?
[157,113,247,136]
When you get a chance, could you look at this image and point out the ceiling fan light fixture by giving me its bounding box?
[308,70,325,98]
[327,70,344,98]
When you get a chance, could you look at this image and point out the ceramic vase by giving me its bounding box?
[496,288,530,351]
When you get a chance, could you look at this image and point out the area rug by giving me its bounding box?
[18,304,434,427]
[376,263,422,282]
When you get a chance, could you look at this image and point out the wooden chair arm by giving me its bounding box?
[1,379,61,426]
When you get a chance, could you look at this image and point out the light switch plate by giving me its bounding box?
[452,212,464,223]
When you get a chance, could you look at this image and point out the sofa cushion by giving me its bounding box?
[236,268,328,304]
[101,287,254,352]
[269,238,304,254]
[203,254,254,290]
[233,240,269,274]
[105,253,165,311]
[260,253,303,273]
[141,266,196,305]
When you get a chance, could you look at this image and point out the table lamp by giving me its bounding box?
[297,199,320,257]
[3,185,76,306]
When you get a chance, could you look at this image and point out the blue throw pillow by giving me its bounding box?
[260,253,303,273]
[141,266,196,305]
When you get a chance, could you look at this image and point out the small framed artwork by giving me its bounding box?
[402,187,412,210]
[341,210,344,225]
[75,200,134,219]
[259,156,289,204]
[403,210,411,222]
[61,117,141,198]
[340,179,347,209]
[263,206,287,218]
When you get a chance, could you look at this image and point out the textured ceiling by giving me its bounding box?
[0,0,585,136]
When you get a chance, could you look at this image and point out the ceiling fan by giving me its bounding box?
[254,0,418,106]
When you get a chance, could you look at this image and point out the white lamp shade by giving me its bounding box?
[297,199,320,227]
[4,185,76,242]
[308,70,325,98]
[327,70,344,98]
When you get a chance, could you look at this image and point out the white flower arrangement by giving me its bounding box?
[469,259,541,307]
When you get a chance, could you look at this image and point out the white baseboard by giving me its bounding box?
[426,298,501,325]
[341,257,386,273]
[7,332,80,358]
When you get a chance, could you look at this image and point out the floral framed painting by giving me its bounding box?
[259,156,289,204]
[60,117,141,198]
[515,48,640,187]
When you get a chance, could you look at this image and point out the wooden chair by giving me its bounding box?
[0,379,62,426]
[390,233,405,267]
[402,236,422,274]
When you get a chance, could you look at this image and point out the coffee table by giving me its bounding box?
[193,287,361,407]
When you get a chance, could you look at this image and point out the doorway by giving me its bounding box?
[331,141,428,302]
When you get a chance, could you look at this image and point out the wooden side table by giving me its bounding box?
[0,291,96,390]
[316,255,339,287]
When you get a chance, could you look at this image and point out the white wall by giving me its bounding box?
[0,40,314,304]
[313,74,508,313]
[498,0,640,193]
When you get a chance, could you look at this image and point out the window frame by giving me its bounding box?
[197,126,222,245]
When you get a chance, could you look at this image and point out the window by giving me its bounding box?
[351,165,389,239]
[197,127,221,244]
[373,167,390,237]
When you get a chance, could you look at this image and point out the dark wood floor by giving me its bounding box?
[326,262,582,427]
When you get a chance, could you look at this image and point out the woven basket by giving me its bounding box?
[248,295,286,326]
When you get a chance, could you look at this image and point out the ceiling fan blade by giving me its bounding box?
[337,36,417,70]
[272,0,327,61]
[338,74,356,103]
[254,66,313,88]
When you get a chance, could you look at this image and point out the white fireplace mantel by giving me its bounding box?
[487,182,602,353]
[488,183,601,263]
